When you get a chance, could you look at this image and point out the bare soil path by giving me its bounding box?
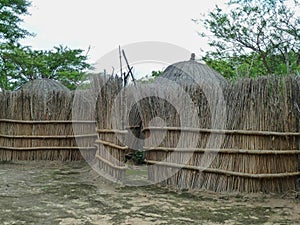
[0,161,299,225]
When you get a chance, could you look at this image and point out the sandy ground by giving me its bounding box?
[0,161,299,225]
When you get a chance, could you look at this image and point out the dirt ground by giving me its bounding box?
[0,161,299,225]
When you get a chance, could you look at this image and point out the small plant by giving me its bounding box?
[132,149,145,165]
[125,149,145,165]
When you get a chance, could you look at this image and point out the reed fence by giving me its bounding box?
[1,74,300,193]
[139,76,300,193]
[95,128,128,180]
[94,76,128,180]
[0,89,97,161]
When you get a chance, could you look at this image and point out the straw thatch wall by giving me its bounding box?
[3,73,299,193]
[94,76,128,181]
[0,87,97,161]
[140,76,300,193]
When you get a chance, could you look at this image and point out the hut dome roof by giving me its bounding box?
[19,78,70,93]
[160,54,227,87]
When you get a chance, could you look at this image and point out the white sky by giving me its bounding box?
[20,0,224,74]
[19,0,300,77]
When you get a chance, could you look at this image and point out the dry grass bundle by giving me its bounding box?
[0,84,97,161]
[72,89,98,160]
[213,76,300,192]
[141,76,300,193]
[94,75,127,181]
[134,81,203,185]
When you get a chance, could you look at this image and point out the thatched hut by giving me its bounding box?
[20,78,70,93]
[16,78,71,120]
[128,54,228,139]
[160,53,227,87]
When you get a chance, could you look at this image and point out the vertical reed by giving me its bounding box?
[141,76,300,193]
[0,81,97,161]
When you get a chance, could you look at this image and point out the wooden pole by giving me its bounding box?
[122,49,136,85]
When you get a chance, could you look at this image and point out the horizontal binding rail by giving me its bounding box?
[144,147,300,155]
[0,134,97,139]
[0,119,96,124]
[95,139,128,150]
[96,128,128,134]
[0,146,96,151]
[145,160,300,178]
[95,154,127,170]
[143,127,300,137]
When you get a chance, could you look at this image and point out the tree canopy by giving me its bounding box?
[0,0,92,91]
[0,0,31,43]
[0,44,91,90]
[194,0,300,79]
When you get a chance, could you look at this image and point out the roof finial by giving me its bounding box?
[190,53,195,61]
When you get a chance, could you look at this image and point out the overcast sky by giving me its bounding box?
[20,0,224,69]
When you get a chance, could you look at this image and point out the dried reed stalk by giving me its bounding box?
[93,76,127,180]
[0,87,97,161]
[140,76,300,193]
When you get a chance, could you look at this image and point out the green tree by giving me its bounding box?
[0,0,31,43]
[151,70,163,77]
[0,0,32,90]
[0,0,93,91]
[1,44,92,90]
[195,0,300,78]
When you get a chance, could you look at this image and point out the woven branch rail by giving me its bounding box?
[95,154,127,170]
[95,139,128,150]
[144,147,300,155]
[0,146,96,151]
[0,119,96,124]
[143,127,300,137]
[145,160,300,178]
[0,134,97,139]
[96,129,128,134]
